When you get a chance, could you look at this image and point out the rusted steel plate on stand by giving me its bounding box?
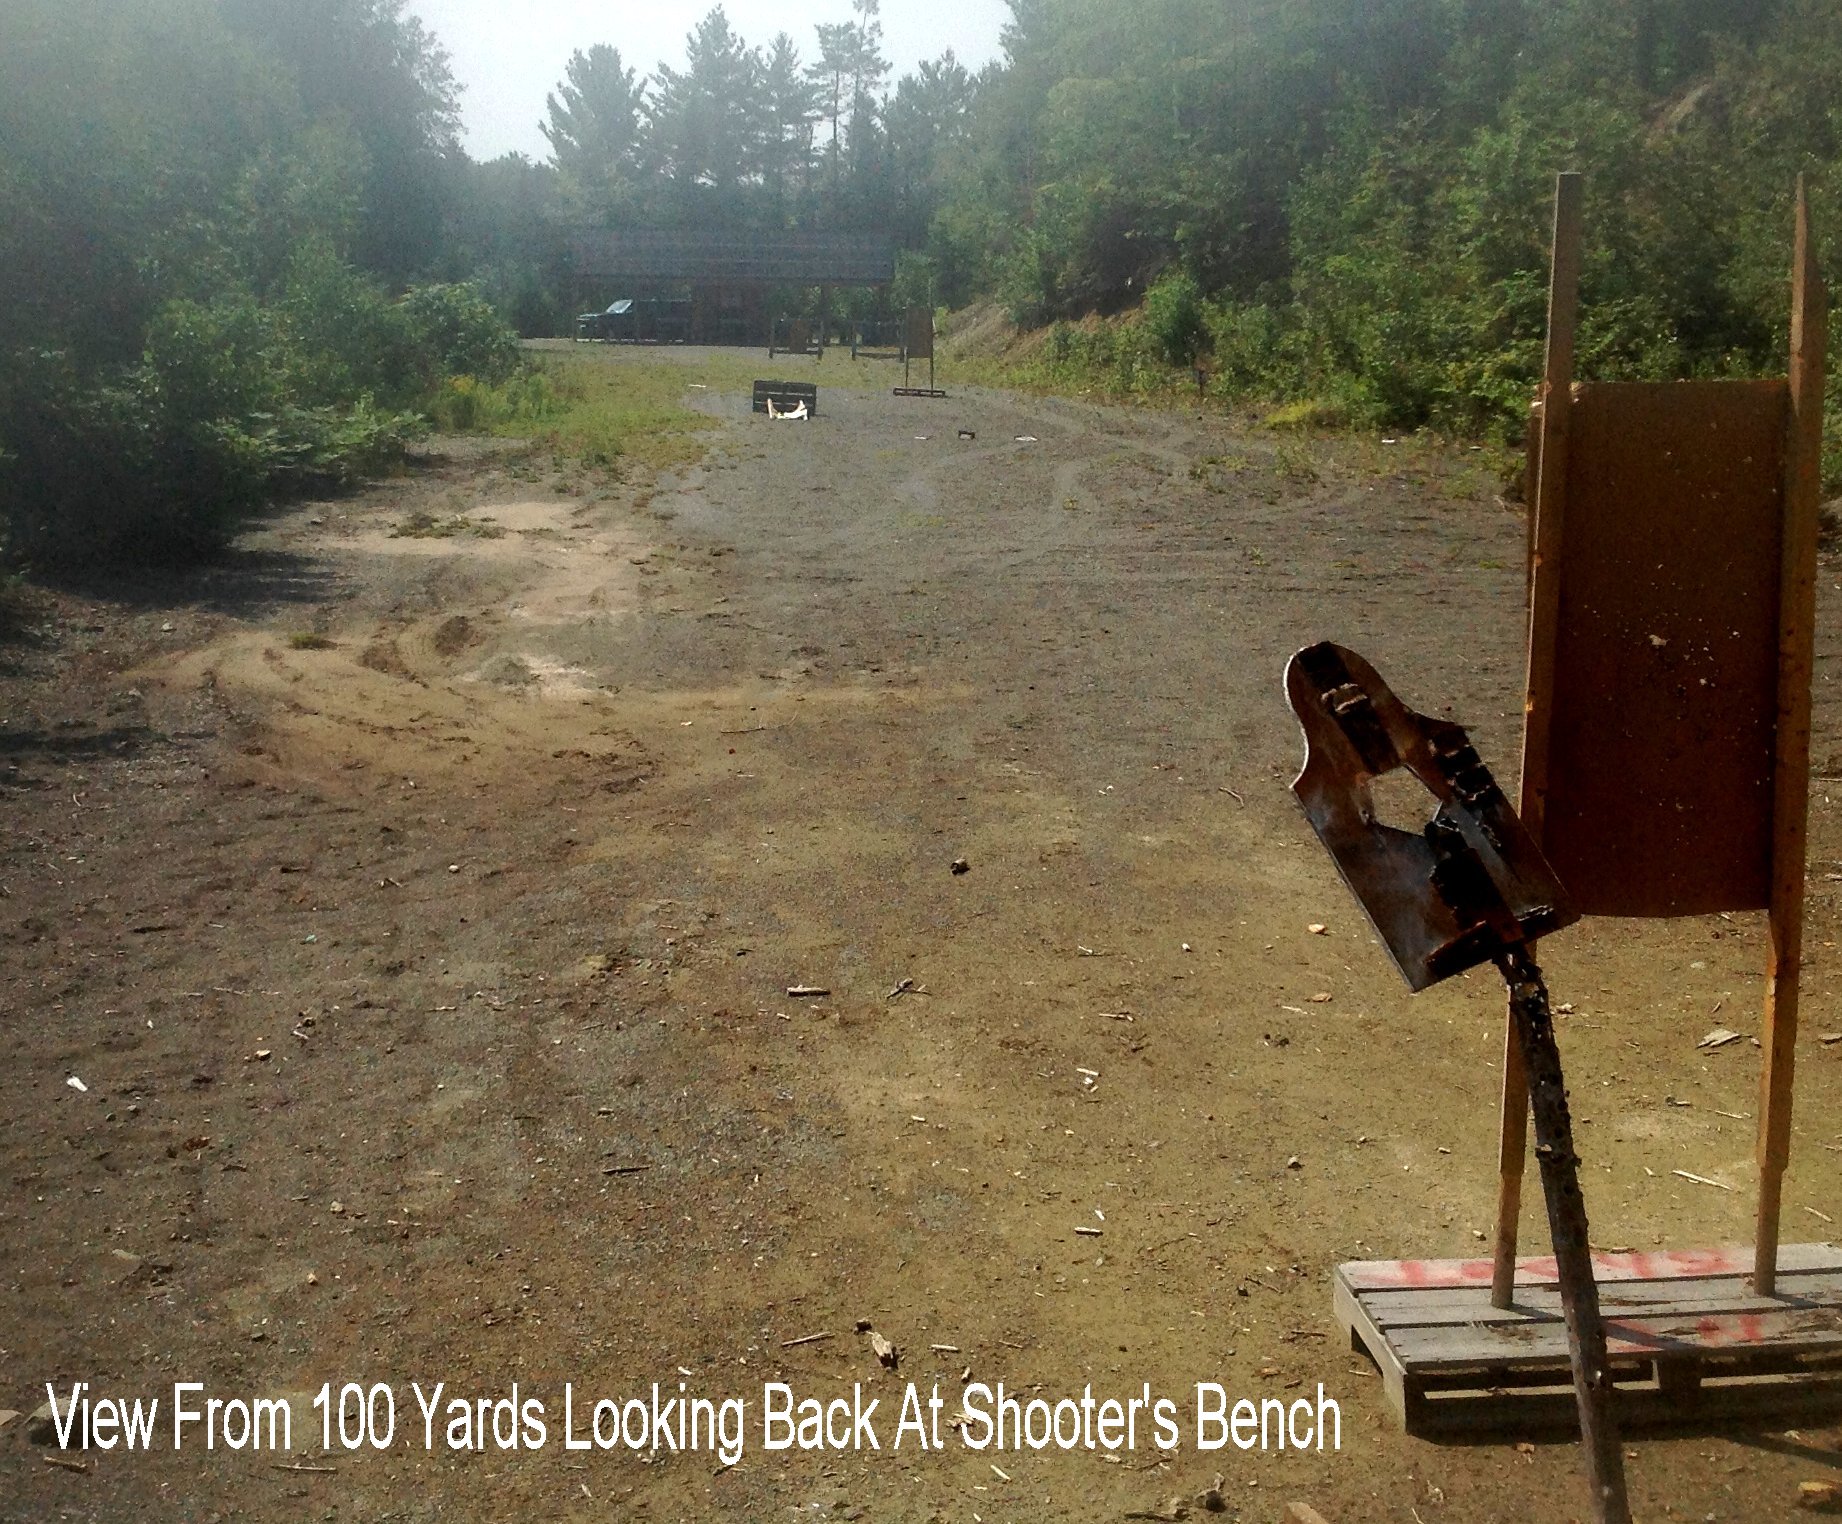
[1536,378,1788,917]
[904,304,934,360]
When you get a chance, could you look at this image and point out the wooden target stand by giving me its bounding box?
[1337,174,1842,1435]
[894,304,948,398]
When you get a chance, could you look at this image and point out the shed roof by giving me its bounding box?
[566,230,894,286]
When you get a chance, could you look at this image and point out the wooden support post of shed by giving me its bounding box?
[1493,171,1583,1311]
[1756,177,1827,1295]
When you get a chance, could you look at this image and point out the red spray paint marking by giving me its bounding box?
[1343,1247,1753,1292]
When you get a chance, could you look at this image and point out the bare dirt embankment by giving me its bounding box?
[4,346,1841,1522]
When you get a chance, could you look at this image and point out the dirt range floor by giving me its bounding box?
[4,344,1842,1523]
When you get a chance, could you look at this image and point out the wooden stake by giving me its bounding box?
[1498,171,1584,1310]
[1756,177,1826,1295]
[1491,1026,1531,1309]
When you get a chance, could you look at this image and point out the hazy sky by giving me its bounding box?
[406,0,1012,163]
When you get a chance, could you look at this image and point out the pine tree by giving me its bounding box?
[758,33,822,223]
[542,45,646,221]
[648,7,763,223]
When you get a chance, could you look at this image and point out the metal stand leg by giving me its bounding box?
[1499,947,1631,1524]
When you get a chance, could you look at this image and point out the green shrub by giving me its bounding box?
[1201,301,1296,399]
[997,230,1063,329]
[143,297,283,422]
[0,348,253,564]
[433,375,488,432]
[1143,272,1206,367]
[256,399,421,493]
[0,249,496,569]
[0,334,421,568]
[279,244,425,406]
[1025,319,1165,396]
[1266,398,1350,431]
[401,282,522,385]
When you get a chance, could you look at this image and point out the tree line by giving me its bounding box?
[924,0,1842,446]
[527,0,1838,448]
[465,1,979,327]
[539,2,973,246]
[6,0,1841,572]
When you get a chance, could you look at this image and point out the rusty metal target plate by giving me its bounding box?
[1539,378,1788,917]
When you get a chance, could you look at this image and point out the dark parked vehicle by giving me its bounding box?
[573,297,691,344]
[574,299,632,341]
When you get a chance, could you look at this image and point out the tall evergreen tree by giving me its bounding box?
[648,7,763,223]
[757,33,822,223]
[883,53,975,247]
[542,45,646,221]
[808,1,889,222]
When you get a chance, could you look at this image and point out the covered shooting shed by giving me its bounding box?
[564,230,895,346]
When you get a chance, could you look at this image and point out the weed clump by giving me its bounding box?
[390,511,506,540]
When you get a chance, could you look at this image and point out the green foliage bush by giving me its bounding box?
[0,264,520,569]
[0,348,259,565]
[278,245,425,407]
[1016,317,1169,398]
[257,401,422,494]
[997,232,1063,330]
[1142,273,1205,368]
[143,298,283,423]
[400,282,523,385]
[1200,302,1298,400]
[0,0,540,573]
[0,332,423,567]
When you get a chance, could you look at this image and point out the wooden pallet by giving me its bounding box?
[1336,1243,1842,1435]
